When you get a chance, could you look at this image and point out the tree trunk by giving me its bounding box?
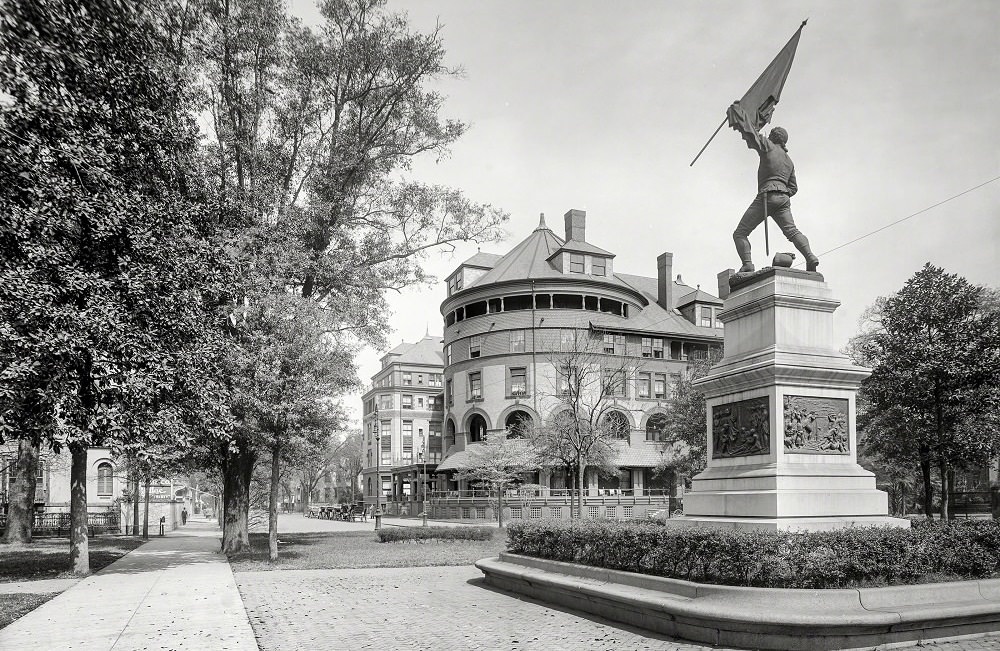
[131,472,140,536]
[920,446,933,519]
[939,459,951,520]
[142,476,151,539]
[69,444,90,576]
[300,478,310,516]
[496,482,504,529]
[268,442,280,562]
[578,459,586,520]
[3,439,39,544]
[220,443,254,554]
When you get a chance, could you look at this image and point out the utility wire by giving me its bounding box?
[794,175,1000,266]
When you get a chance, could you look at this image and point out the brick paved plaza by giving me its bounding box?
[235,564,1000,651]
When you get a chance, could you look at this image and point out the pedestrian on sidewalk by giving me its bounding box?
[181,507,188,525]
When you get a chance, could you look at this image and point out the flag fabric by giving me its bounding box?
[738,20,807,131]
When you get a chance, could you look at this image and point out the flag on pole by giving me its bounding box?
[737,20,808,131]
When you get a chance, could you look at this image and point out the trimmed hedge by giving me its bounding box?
[377,526,495,543]
[505,519,1000,589]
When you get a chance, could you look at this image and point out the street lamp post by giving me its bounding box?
[419,443,427,527]
[373,405,381,531]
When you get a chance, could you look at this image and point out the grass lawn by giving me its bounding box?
[228,529,508,572]
[0,536,146,583]
[0,593,58,630]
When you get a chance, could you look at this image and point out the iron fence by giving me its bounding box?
[0,510,121,537]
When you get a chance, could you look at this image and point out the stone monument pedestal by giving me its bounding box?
[674,268,908,531]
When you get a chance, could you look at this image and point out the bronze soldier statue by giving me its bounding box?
[727,101,819,273]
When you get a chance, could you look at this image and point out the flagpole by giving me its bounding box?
[689,116,727,167]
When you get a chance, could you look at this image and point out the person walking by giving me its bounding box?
[181,508,188,525]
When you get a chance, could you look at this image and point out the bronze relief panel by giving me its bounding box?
[783,395,850,454]
[711,396,770,459]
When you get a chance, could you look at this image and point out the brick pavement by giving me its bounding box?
[234,565,1000,651]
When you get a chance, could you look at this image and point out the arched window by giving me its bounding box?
[468,414,488,443]
[445,419,456,450]
[504,410,533,438]
[602,410,630,439]
[646,413,670,442]
[97,462,113,496]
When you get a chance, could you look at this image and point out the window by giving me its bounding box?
[446,379,453,406]
[603,410,630,439]
[469,372,482,400]
[402,372,412,385]
[508,367,527,396]
[380,427,392,465]
[97,462,113,497]
[417,396,424,408]
[654,373,667,399]
[569,254,585,273]
[429,373,442,387]
[530,506,542,519]
[646,413,670,442]
[603,368,626,397]
[637,372,651,398]
[716,315,725,329]
[402,421,413,463]
[592,257,606,276]
[428,423,443,462]
[557,365,572,394]
[402,394,413,409]
[701,306,713,327]
[417,374,424,385]
[378,394,392,410]
[509,330,525,353]
[603,333,625,355]
[560,329,576,351]
[470,336,482,359]
[642,337,664,358]
[446,344,453,365]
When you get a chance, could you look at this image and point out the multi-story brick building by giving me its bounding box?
[430,209,725,520]
[360,335,445,514]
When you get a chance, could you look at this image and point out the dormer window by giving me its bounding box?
[569,254,585,273]
[592,258,606,276]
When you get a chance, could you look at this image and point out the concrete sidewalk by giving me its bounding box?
[0,517,257,650]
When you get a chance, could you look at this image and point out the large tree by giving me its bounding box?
[0,0,214,571]
[195,0,506,552]
[849,264,1000,519]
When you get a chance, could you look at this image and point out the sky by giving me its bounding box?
[288,0,1000,429]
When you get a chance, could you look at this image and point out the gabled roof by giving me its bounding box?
[548,239,615,259]
[382,335,444,366]
[604,273,722,338]
[677,288,724,307]
[459,251,503,270]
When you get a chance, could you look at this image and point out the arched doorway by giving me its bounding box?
[468,414,487,443]
[504,410,533,438]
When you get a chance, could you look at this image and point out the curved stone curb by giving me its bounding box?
[475,552,1000,650]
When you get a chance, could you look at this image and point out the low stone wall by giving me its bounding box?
[476,552,1000,650]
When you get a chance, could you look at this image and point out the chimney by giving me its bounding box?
[717,268,735,300]
[657,252,673,310]
[563,209,586,242]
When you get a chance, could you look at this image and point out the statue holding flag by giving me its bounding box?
[727,102,818,273]
[690,20,819,273]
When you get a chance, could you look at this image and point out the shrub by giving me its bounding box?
[377,526,495,543]
[505,519,1000,589]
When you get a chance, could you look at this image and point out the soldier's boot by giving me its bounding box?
[734,231,755,273]
[790,233,819,272]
